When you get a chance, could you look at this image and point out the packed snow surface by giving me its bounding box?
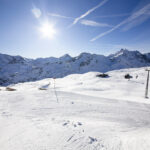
[0,67,150,150]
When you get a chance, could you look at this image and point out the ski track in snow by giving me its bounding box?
[0,68,150,150]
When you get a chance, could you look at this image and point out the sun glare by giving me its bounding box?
[39,21,56,39]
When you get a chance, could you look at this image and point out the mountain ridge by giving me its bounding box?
[0,49,150,85]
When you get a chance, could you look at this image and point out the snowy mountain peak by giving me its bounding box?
[118,48,129,53]
[109,49,146,64]
[0,49,150,85]
[110,49,140,58]
[60,54,72,61]
[0,53,26,64]
[78,52,92,57]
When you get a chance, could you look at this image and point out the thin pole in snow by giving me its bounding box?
[53,78,59,103]
[145,69,150,98]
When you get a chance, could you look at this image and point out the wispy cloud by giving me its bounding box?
[122,13,150,31]
[80,19,112,27]
[91,3,150,42]
[31,6,42,18]
[94,13,130,18]
[70,0,109,27]
[48,13,74,20]
[90,21,126,42]
[48,12,130,20]
[48,13,112,28]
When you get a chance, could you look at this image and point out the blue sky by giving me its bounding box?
[0,0,150,58]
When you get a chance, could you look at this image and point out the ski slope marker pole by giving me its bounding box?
[145,69,150,98]
[53,78,59,103]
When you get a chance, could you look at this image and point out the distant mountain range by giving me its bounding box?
[0,49,150,85]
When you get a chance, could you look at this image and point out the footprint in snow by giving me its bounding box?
[1,111,12,117]
[63,120,70,126]
[88,136,97,144]
[78,122,82,126]
[62,121,83,128]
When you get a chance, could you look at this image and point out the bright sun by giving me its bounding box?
[39,21,56,39]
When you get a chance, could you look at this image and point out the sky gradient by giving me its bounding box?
[0,0,150,58]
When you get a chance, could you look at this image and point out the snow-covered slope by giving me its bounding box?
[0,49,150,85]
[0,68,150,150]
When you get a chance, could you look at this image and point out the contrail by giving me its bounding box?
[91,3,150,42]
[70,0,109,27]
[48,13,74,20]
[80,19,113,27]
